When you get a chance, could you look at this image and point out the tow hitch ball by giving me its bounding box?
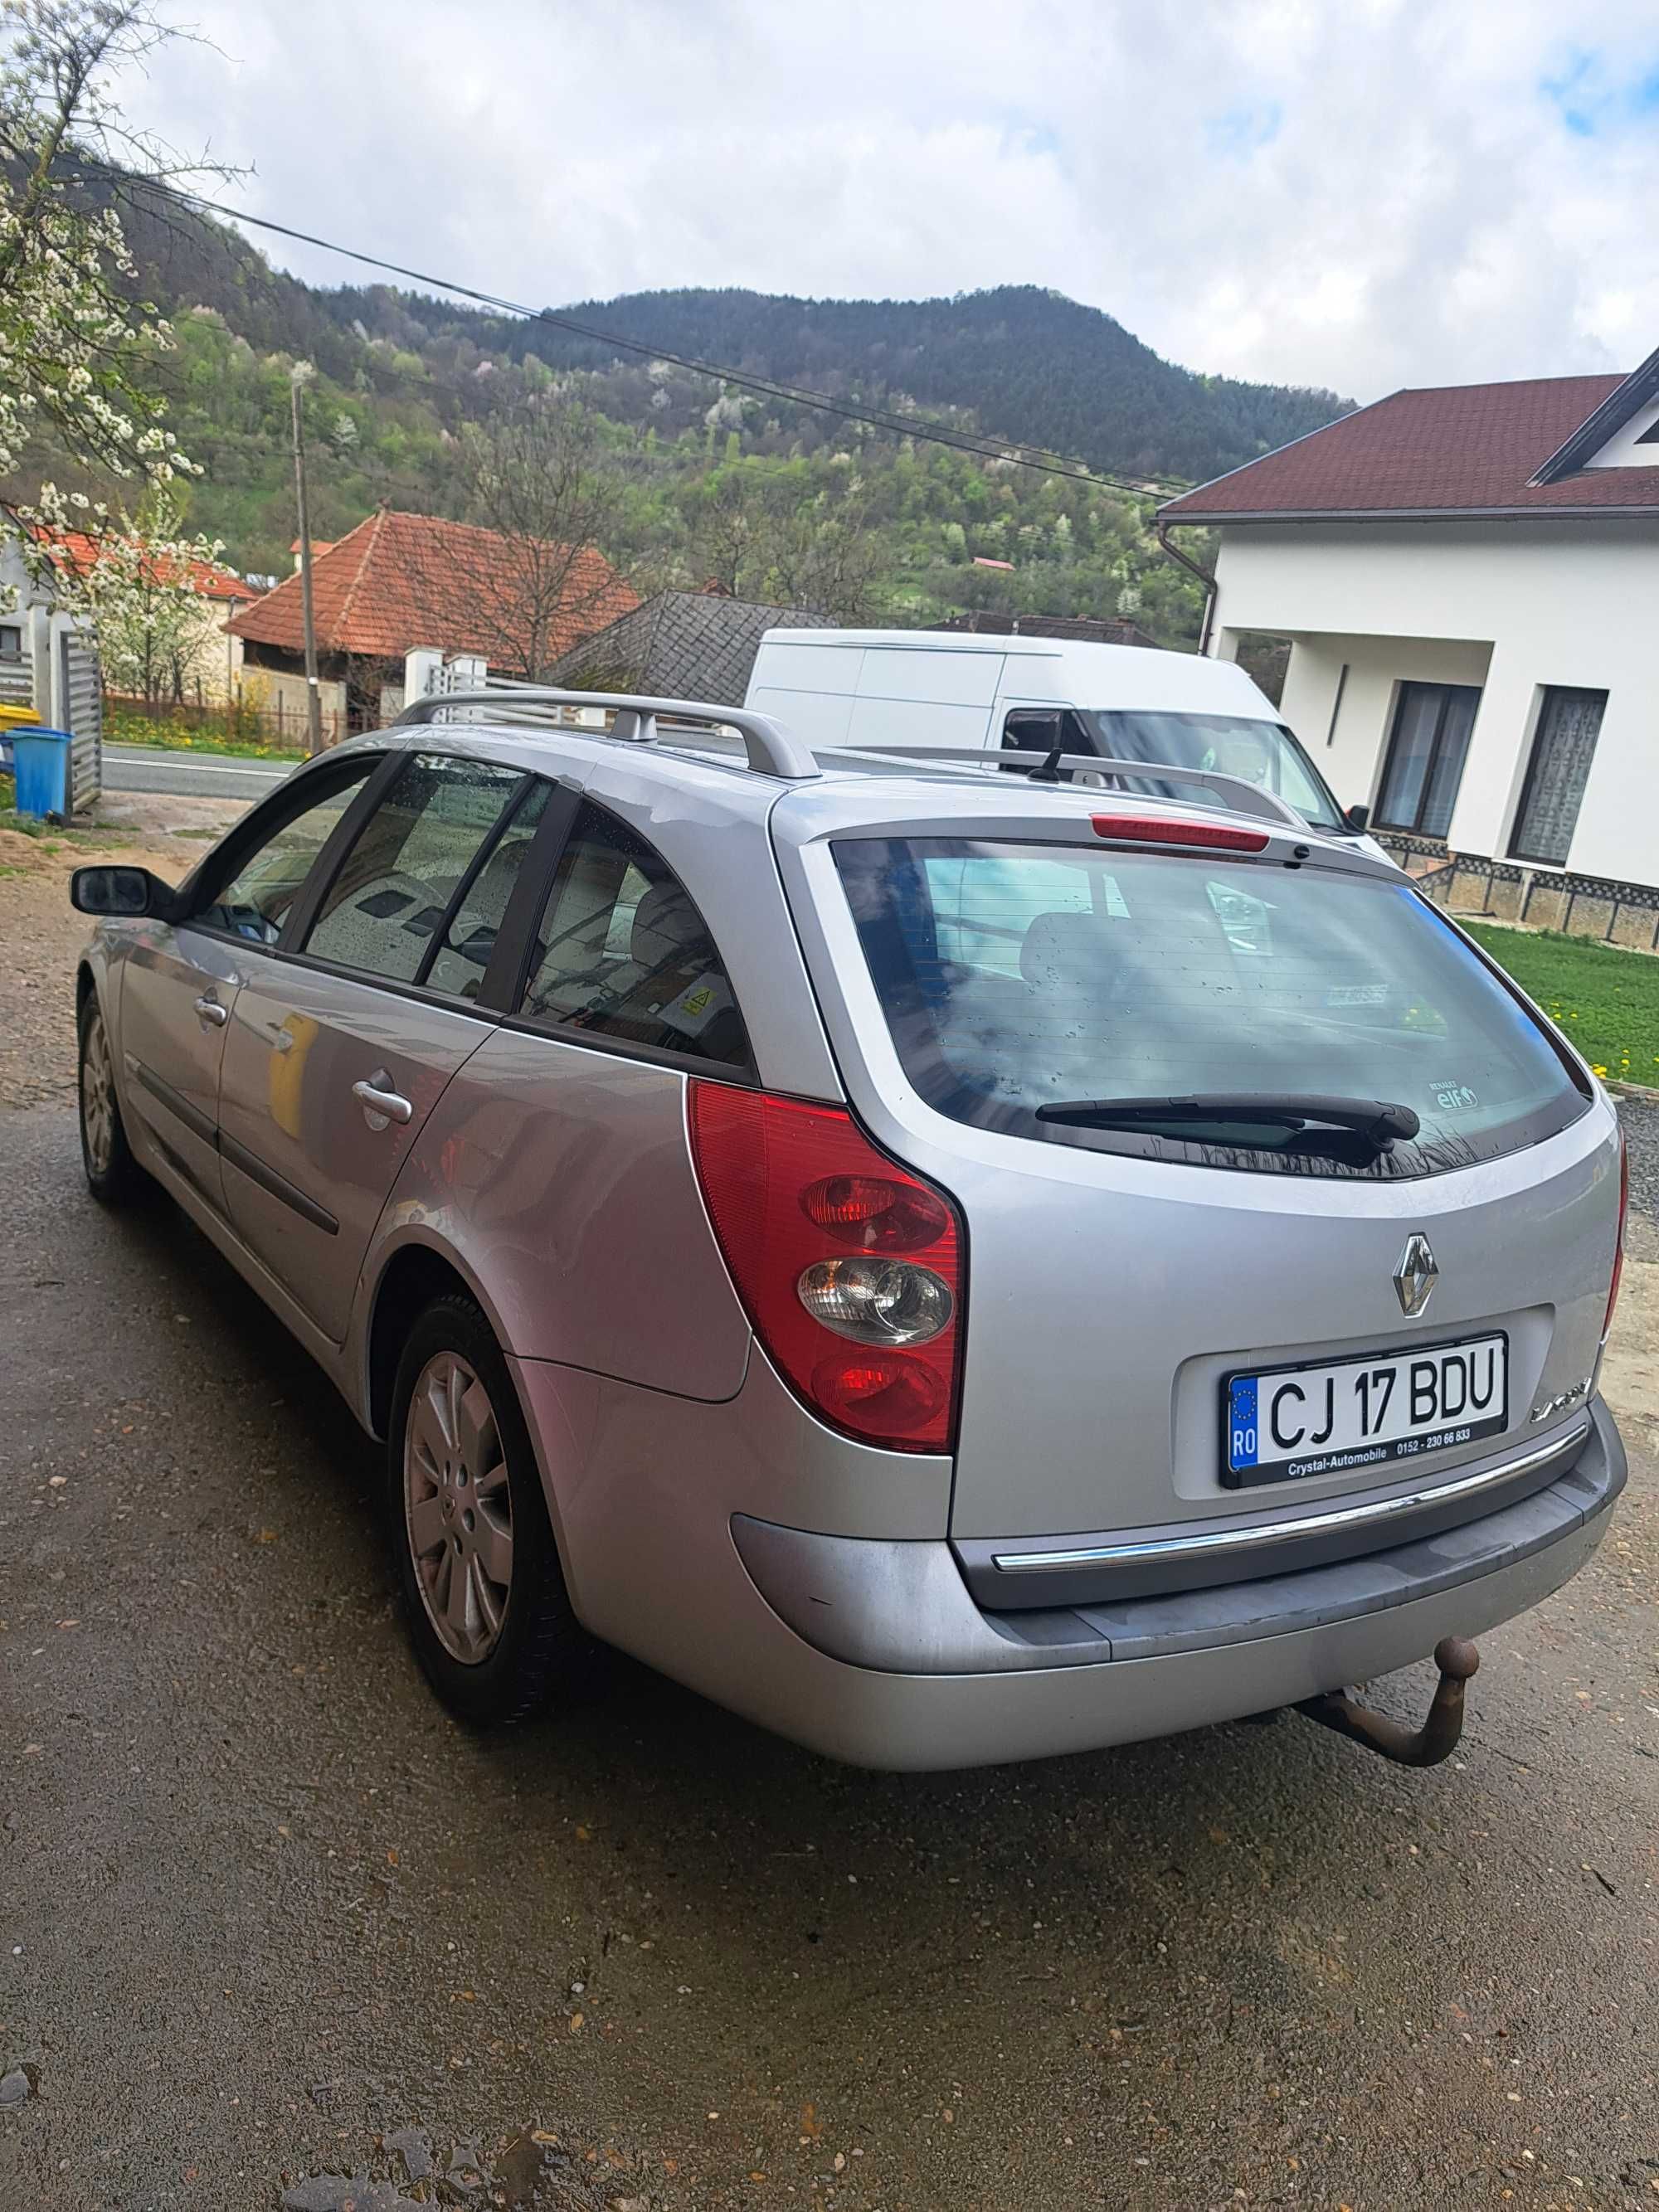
[1296,1636,1481,1768]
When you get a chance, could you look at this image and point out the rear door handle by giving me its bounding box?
[193,994,229,1028]
[352,1074,413,1127]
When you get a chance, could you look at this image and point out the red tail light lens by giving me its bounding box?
[1603,1131,1628,1342]
[1091,813,1269,853]
[688,1083,963,1453]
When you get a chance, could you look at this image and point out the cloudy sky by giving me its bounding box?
[122,0,1659,404]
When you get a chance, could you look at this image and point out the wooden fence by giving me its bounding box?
[103,692,343,751]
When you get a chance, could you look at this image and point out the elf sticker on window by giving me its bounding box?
[658,972,734,1039]
[1432,1079,1479,1112]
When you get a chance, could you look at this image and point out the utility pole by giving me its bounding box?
[289,362,324,755]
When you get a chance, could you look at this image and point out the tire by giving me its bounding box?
[77,990,147,1206]
[387,1291,592,1728]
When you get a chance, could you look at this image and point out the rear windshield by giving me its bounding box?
[1079,711,1346,834]
[834,838,1588,1180]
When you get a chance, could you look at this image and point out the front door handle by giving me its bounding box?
[193,994,229,1028]
[352,1073,413,1128]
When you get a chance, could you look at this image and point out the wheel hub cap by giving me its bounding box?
[81,1012,115,1176]
[403,1351,513,1665]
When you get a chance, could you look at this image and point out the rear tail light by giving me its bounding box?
[1090,813,1269,853]
[1603,1131,1628,1342]
[688,1083,964,1452]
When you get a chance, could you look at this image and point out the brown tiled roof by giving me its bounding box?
[230,509,639,665]
[547,592,837,707]
[1158,374,1659,522]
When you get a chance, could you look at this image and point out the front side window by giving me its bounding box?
[517,800,751,1069]
[302,752,523,984]
[1510,688,1605,866]
[197,760,379,945]
[1375,683,1481,838]
[835,836,1587,1180]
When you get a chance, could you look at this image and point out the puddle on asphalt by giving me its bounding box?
[280,2118,625,2209]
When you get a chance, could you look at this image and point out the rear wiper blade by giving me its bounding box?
[1035,1092,1421,1149]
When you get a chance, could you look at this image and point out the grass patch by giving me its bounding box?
[1462,921,1659,1085]
[106,717,309,762]
[1,775,135,848]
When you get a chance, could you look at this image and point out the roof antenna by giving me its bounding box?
[1027,744,1066,785]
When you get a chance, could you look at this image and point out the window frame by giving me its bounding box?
[180,742,586,1026]
[499,792,760,1085]
[1373,681,1481,838]
[182,748,397,948]
[292,750,533,998]
[1507,686,1607,868]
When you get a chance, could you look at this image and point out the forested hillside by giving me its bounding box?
[2,187,1351,644]
[392,283,1348,486]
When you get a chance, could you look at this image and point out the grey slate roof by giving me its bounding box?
[545,592,836,707]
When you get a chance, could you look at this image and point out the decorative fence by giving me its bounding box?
[1381,833,1659,954]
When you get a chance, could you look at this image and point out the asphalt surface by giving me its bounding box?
[102,745,296,801]
[2,1106,1657,2212]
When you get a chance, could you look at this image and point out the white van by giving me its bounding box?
[745,627,1358,837]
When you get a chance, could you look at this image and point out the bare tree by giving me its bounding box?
[449,396,627,678]
[683,465,888,622]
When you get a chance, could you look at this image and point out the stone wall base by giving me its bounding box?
[1377,834,1659,954]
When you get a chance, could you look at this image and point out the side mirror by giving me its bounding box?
[1345,802,1370,832]
[71,865,177,919]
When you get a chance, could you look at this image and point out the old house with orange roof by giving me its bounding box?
[230,508,640,734]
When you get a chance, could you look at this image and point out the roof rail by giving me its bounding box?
[395,684,822,782]
[819,745,1311,829]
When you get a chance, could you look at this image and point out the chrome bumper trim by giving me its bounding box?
[989,1419,1594,1576]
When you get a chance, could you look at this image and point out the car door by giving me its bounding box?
[214,750,552,1343]
[117,756,380,1214]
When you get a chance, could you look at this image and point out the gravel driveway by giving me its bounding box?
[2,819,1656,2211]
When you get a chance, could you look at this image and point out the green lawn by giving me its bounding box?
[105,717,309,763]
[1462,921,1659,1087]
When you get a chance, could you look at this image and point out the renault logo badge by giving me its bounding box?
[1394,1233,1438,1318]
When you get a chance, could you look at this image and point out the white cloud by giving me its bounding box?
[119,0,1659,401]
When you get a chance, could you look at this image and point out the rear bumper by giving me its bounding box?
[723,1398,1624,1768]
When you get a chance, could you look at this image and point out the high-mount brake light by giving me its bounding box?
[688,1084,963,1453]
[1090,814,1269,853]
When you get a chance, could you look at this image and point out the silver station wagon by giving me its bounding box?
[70,689,1628,1771]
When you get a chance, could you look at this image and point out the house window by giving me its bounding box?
[0,624,22,660]
[1375,682,1481,838]
[1510,688,1606,867]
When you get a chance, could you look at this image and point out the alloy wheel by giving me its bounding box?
[80,1006,116,1179]
[403,1350,513,1665]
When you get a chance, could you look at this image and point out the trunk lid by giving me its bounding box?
[777,795,1620,1547]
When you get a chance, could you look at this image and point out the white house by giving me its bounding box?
[1158,347,1659,916]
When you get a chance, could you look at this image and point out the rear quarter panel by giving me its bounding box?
[364,1028,752,1401]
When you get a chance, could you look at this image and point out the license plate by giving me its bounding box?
[1223,1332,1508,1489]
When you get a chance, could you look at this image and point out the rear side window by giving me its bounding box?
[516,800,751,1071]
[424,780,551,1001]
[834,837,1588,1179]
[302,753,523,984]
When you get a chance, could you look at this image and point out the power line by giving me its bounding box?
[119,173,1186,504]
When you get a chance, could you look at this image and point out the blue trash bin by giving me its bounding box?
[11,726,74,819]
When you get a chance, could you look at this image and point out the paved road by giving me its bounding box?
[102,743,296,801]
[2,1107,1656,2212]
